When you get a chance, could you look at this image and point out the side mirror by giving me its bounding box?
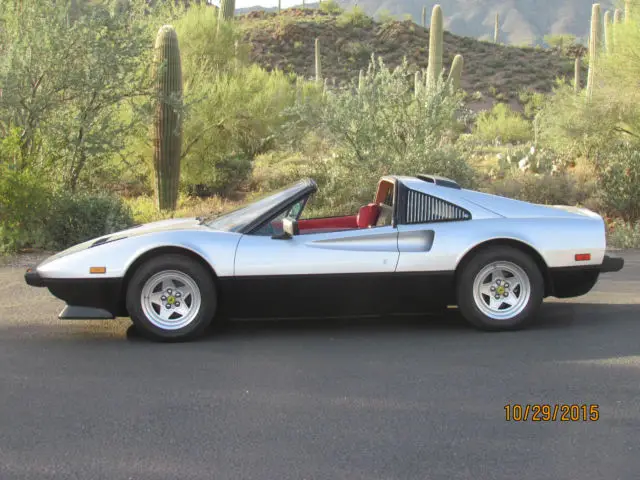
[272,217,299,240]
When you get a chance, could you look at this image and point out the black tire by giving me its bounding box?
[456,246,544,331]
[126,254,217,342]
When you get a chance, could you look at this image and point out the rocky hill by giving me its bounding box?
[240,8,576,100]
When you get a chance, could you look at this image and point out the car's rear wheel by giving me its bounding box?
[457,246,544,330]
[126,254,217,342]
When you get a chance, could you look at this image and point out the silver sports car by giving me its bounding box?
[25,174,624,341]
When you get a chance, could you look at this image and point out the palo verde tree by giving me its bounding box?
[0,0,157,192]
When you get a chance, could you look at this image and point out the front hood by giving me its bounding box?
[41,217,204,265]
[116,217,202,238]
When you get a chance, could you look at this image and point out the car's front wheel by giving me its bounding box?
[126,254,217,342]
[457,246,544,330]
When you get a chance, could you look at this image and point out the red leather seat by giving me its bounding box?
[357,203,380,228]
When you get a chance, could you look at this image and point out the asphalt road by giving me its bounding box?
[1,252,639,480]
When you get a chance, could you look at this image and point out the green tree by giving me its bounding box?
[0,0,166,191]
[286,57,473,210]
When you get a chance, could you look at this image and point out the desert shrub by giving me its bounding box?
[0,167,51,252]
[45,192,134,250]
[316,58,472,183]
[489,144,574,176]
[474,103,532,144]
[482,170,597,207]
[607,220,640,249]
[279,59,475,215]
[336,6,373,28]
[377,9,396,24]
[595,147,640,222]
[125,194,235,225]
[0,165,133,252]
[319,0,343,15]
[180,65,300,195]
[538,84,623,162]
[0,0,163,193]
[174,4,247,78]
[250,151,317,192]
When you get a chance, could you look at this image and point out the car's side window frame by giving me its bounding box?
[396,183,472,225]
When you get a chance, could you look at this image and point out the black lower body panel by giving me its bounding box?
[45,278,126,317]
[600,255,624,273]
[218,271,456,318]
[548,266,600,298]
[29,270,456,320]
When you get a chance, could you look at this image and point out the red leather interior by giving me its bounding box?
[356,203,381,229]
[298,215,358,233]
[272,204,380,235]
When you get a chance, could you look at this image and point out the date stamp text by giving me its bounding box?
[504,404,600,422]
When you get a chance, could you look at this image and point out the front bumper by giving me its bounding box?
[25,268,46,287]
[24,267,126,317]
[600,255,624,273]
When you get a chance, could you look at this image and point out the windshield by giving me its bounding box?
[204,180,313,233]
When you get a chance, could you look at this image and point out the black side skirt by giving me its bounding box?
[218,271,456,318]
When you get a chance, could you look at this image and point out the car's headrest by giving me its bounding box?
[357,203,381,228]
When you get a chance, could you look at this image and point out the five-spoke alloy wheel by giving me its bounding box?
[457,246,544,330]
[126,254,217,341]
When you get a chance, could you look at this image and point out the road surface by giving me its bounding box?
[1,252,639,480]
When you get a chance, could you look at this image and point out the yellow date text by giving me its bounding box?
[504,404,600,422]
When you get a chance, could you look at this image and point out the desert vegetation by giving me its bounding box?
[0,0,639,253]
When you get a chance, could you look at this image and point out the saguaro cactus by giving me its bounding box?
[625,0,631,23]
[447,54,464,91]
[586,3,601,101]
[277,0,281,13]
[604,10,613,53]
[614,8,623,24]
[152,25,183,211]
[494,13,500,43]
[414,71,422,97]
[422,6,427,28]
[315,38,322,84]
[574,56,581,93]
[426,4,443,87]
[219,0,235,21]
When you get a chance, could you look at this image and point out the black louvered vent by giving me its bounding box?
[406,190,471,224]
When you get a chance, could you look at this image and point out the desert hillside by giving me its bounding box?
[241,8,576,98]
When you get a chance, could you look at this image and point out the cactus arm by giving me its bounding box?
[426,4,443,88]
[447,54,463,91]
[315,37,322,84]
[586,3,601,101]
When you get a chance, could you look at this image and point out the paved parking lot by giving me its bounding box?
[0,252,639,480]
